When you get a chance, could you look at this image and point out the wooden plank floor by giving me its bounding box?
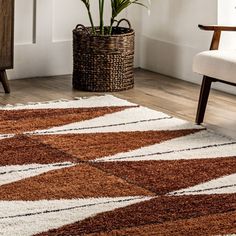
[1,68,236,138]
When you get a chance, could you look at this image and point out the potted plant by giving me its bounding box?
[73,0,149,92]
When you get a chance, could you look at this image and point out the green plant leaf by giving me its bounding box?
[109,0,148,35]
[78,0,149,35]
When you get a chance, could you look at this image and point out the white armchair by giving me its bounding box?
[193,25,236,124]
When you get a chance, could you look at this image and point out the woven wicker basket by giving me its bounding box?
[72,19,135,92]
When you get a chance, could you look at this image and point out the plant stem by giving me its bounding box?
[109,18,115,35]
[86,2,96,35]
[99,0,105,35]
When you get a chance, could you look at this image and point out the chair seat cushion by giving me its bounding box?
[193,50,236,84]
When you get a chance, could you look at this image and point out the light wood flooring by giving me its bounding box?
[1,69,236,138]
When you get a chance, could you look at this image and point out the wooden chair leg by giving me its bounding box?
[196,76,213,125]
[0,70,10,93]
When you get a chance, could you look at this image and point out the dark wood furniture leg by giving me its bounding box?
[196,76,213,125]
[0,70,10,93]
[0,0,14,94]
[195,25,223,124]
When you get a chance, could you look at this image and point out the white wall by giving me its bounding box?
[9,0,136,79]
[216,0,236,94]
[218,0,236,49]
[139,0,236,94]
[9,0,236,95]
[139,0,217,84]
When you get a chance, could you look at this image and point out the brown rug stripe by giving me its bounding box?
[0,106,132,134]
[0,96,235,235]
[0,164,154,200]
[93,157,236,195]
[33,129,201,161]
[84,211,236,236]
[36,194,236,235]
[0,135,78,166]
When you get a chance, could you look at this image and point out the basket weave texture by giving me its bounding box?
[73,23,135,92]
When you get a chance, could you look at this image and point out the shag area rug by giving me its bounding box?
[0,95,235,236]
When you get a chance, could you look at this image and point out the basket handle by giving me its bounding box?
[116,19,132,29]
[75,24,90,34]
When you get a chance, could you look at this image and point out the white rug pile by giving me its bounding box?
[0,95,235,235]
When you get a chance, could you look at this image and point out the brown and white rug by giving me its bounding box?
[0,95,235,236]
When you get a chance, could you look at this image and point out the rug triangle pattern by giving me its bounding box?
[0,95,235,236]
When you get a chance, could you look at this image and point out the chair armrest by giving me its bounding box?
[198,24,236,50]
[199,24,236,31]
